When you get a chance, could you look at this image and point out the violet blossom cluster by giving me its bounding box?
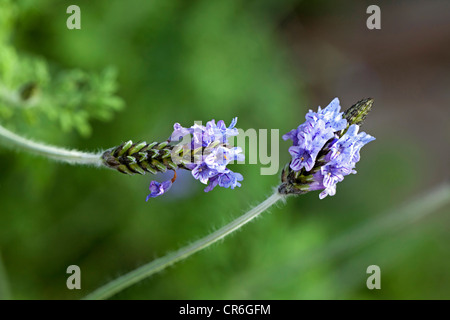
[146,118,244,200]
[282,98,375,199]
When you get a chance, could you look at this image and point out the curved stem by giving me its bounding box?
[84,192,285,300]
[227,183,450,296]
[0,124,103,166]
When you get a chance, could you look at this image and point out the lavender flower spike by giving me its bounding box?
[102,118,244,201]
[172,118,244,193]
[279,98,375,199]
[102,117,244,200]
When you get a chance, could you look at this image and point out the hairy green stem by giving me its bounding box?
[228,183,450,296]
[0,124,103,166]
[84,192,284,300]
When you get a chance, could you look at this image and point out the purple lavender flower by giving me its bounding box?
[204,146,244,171]
[219,170,244,189]
[316,124,374,198]
[180,118,243,192]
[204,170,244,192]
[146,179,173,201]
[171,123,193,142]
[191,162,215,184]
[147,118,244,198]
[283,100,342,172]
[305,97,348,131]
[178,117,239,149]
[286,119,335,171]
[280,98,375,199]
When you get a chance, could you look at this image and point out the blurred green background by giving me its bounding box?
[0,0,449,299]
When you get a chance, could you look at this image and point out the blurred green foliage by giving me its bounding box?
[0,0,448,300]
[0,0,124,137]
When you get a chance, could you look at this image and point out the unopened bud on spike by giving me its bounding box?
[343,98,373,126]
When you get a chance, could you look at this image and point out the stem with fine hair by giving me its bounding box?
[226,183,450,296]
[0,124,103,166]
[84,192,285,300]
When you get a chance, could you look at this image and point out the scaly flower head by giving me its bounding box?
[279,98,375,199]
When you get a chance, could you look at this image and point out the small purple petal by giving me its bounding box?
[228,117,238,129]
[146,179,173,200]
[192,163,215,184]
[170,123,192,142]
[282,128,298,142]
[217,170,243,189]
[204,176,219,192]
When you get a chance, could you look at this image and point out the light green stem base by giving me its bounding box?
[0,124,102,166]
